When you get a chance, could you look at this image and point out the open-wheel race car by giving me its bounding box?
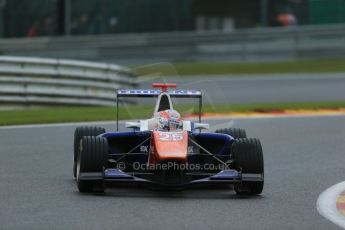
[73,83,264,195]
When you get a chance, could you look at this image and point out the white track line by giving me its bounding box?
[171,73,345,82]
[0,121,121,130]
[0,113,344,130]
[317,181,345,229]
[191,113,345,120]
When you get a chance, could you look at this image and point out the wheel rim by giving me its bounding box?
[76,152,81,182]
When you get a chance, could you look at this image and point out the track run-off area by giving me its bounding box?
[138,73,345,104]
[0,114,345,229]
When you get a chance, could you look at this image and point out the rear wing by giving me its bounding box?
[116,88,203,131]
[117,89,202,98]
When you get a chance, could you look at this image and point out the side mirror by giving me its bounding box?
[126,120,150,131]
[125,121,140,129]
[194,123,209,130]
[183,120,192,131]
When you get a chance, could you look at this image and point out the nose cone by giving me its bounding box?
[152,131,188,162]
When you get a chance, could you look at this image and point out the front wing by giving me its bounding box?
[78,168,264,188]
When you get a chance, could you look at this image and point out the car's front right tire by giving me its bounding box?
[76,136,108,193]
[73,126,106,178]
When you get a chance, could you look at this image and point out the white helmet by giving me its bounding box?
[154,109,183,131]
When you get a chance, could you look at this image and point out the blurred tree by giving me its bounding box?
[309,0,345,24]
[1,0,344,38]
[4,0,59,38]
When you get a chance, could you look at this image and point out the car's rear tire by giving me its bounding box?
[232,138,264,195]
[76,136,108,193]
[215,128,247,139]
[73,126,105,178]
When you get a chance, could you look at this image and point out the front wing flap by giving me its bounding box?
[80,168,264,187]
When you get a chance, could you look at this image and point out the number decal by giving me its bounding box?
[159,132,183,141]
[159,133,170,141]
[172,133,183,141]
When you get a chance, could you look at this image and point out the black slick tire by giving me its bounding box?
[73,126,105,178]
[76,136,108,193]
[232,138,264,195]
[215,128,247,139]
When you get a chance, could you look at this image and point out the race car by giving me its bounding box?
[73,83,264,195]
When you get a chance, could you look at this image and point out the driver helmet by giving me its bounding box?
[154,109,183,131]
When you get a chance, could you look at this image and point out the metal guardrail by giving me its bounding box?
[0,56,137,107]
[1,24,345,64]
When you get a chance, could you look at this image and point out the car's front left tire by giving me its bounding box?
[232,138,264,195]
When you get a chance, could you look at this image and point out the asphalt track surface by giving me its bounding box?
[1,115,345,229]
[138,73,345,104]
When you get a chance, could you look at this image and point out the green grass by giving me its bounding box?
[200,101,345,113]
[134,59,345,76]
[1,101,344,126]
